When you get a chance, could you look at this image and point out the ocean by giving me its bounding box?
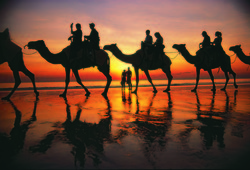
[0,78,250,91]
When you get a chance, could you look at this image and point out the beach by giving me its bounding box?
[0,83,250,169]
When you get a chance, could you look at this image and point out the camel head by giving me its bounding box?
[25,40,45,49]
[103,43,117,51]
[229,45,241,53]
[172,44,186,52]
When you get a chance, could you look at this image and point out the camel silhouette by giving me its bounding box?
[103,44,173,94]
[25,40,112,98]
[0,28,39,100]
[172,44,238,91]
[229,45,250,65]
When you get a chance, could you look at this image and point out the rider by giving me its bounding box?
[143,29,153,55]
[199,31,211,49]
[212,31,225,53]
[197,31,211,69]
[84,23,100,58]
[68,23,83,60]
[153,32,165,59]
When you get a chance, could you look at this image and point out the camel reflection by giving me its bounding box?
[116,92,172,167]
[0,99,38,166]
[179,90,238,150]
[29,96,112,168]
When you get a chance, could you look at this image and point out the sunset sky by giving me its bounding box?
[0,0,249,83]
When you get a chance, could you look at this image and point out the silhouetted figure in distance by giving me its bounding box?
[121,69,126,90]
[126,67,132,90]
[153,32,165,59]
[68,23,83,60]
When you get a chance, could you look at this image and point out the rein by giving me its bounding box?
[165,51,179,59]
[11,39,38,55]
[229,53,237,64]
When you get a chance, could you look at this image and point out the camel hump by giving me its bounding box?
[2,40,22,62]
[95,49,108,66]
[63,45,71,58]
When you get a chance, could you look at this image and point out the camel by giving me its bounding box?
[229,45,250,65]
[25,40,112,97]
[172,44,238,91]
[0,28,39,100]
[103,43,173,93]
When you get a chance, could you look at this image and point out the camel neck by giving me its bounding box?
[235,48,250,64]
[179,48,196,64]
[36,46,64,65]
[110,47,138,64]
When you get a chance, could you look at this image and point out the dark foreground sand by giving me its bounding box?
[0,84,250,169]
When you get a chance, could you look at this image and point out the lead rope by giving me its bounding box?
[230,53,237,64]
[11,39,38,55]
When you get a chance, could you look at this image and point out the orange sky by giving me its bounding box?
[0,0,249,83]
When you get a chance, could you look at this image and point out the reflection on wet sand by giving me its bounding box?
[178,90,239,150]
[0,98,38,166]
[29,96,113,168]
[115,91,173,168]
[0,86,249,169]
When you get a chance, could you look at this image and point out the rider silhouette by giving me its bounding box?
[197,31,211,69]
[153,32,165,59]
[212,31,225,54]
[84,23,100,51]
[143,29,153,55]
[199,31,211,49]
[68,23,82,60]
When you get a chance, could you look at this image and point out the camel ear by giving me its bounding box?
[239,44,241,47]
[115,43,117,46]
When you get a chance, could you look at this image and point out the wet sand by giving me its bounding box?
[0,84,250,169]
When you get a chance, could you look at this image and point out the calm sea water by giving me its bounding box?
[0,78,250,90]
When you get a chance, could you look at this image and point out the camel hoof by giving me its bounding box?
[220,88,226,91]
[1,96,10,101]
[35,91,39,97]
[153,90,158,93]
[85,92,91,96]
[132,90,137,94]
[235,84,238,89]
[163,88,170,92]
[101,92,107,98]
[211,88,216,91]
[191,89,196,92]
[59,93,66,98]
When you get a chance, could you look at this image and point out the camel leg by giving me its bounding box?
[221,71,229,91]
[207,69,216,91]
[229,69,238,89]
[21,66,39,98]
[72,69,90,96]
[191,67,200,92]
[60,68,70,98]
[162,66,173,92]
[132,67,139,94]
[144,69,157,93]
[2,71,21,100]
[97,65,112,97]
